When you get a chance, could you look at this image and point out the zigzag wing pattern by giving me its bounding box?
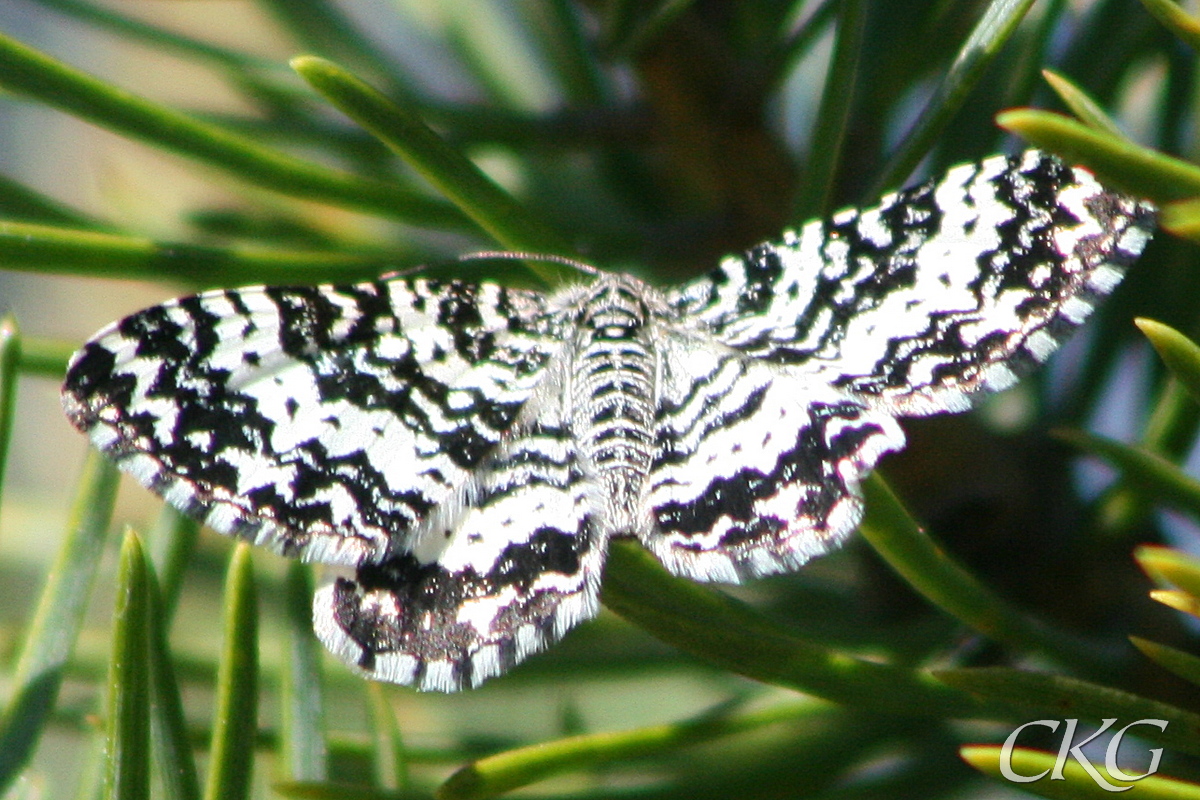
[667,151,1156,417]
[643,333,905,582]
[64,279,562,565]
[315,424,604,690]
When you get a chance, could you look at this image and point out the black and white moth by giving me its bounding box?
[62,150,1155,691]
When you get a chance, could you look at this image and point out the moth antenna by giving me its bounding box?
[459,250,601,277]
[381,250,600,281]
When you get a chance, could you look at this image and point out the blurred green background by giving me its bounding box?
[0,1,1199,798]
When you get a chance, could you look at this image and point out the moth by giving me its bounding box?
[62,151,1154,690]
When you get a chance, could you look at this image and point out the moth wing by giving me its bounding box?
[314,423,606,690]
[667,151,1154,417]
[62,278,560,567]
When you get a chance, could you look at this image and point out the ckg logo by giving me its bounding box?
[1000,718,1167,792]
